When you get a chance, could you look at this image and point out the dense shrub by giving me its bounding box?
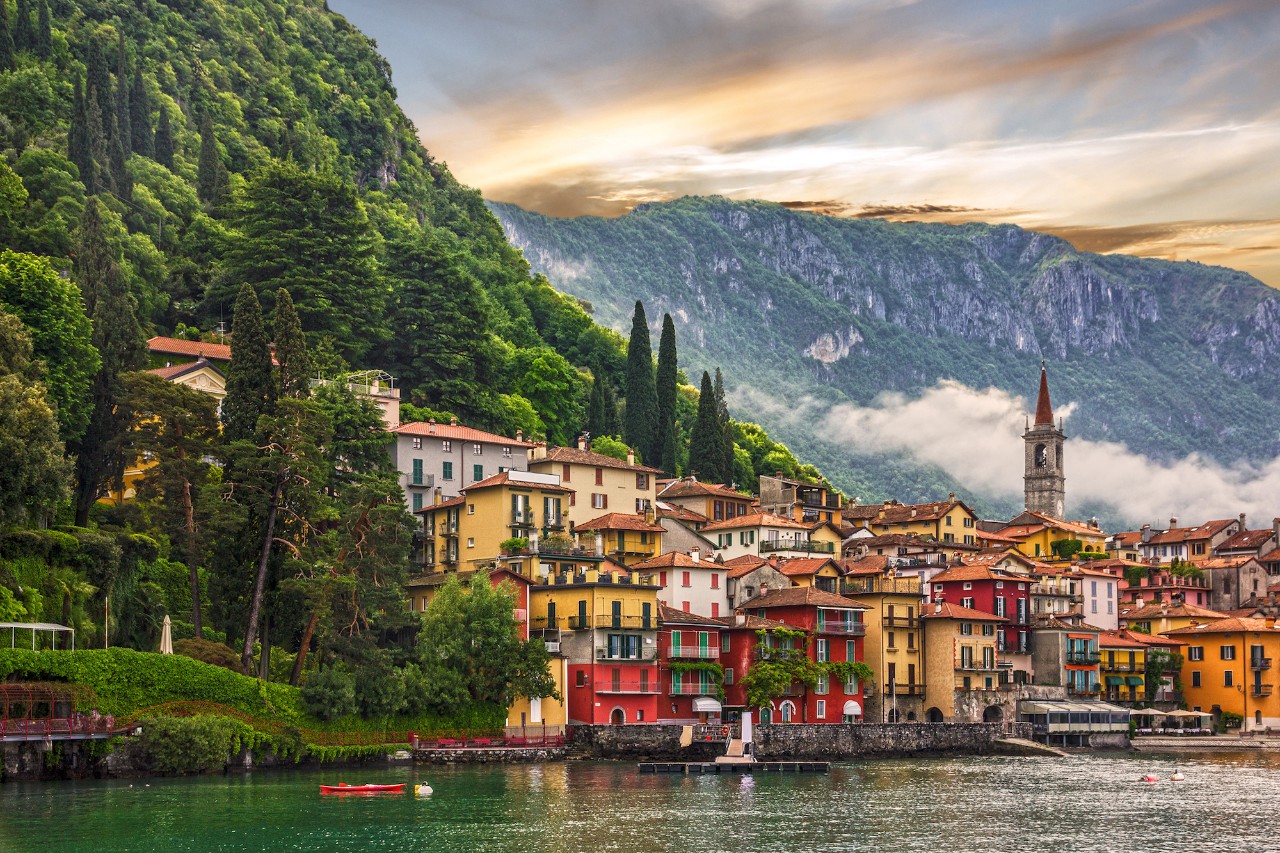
[301,664,358,722]
[138,715,250,774]
[174,638,243,672]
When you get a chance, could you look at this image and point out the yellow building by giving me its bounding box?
[922,601,1007,722]
[1119,600,1226,636]
[776,557,843,591]
[867,496,980,546]
[1167,617,1280,730]
[995,511,1107,560]
[572,512,664,566]
[657,477,754,523]
[528,441,661,516]
[843,571,926,722]
[1098,632,1147,703]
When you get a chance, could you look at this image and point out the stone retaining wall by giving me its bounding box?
[569,722,1031,761]
[412,747,566,764]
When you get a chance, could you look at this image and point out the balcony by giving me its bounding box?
[595,681,662,695]
[882,615,919,628]
[755,645,802,662]
[510,509,534,528]
[816,621,866,636]
[759,538,835,555]
[596,646,658,661]
[669,645,719,660]
[544,641,561,654]
[955,660,1002,671]
[544,515,566,531]
[886,683,926,696]
[407,473,435,489]
[1067,684,1102,696]
[1252,684,1274,697]
[1103,663,1134,672]
[566,614,654,630]
[1066,652,1101,665]
[669,681,720,696]
[1251,657,1273,671]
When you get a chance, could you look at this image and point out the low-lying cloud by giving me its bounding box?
[735,380,1280,529]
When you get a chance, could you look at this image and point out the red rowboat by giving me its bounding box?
[319,782,406,794]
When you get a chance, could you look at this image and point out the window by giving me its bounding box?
[473,443,483,455]
[887,632,896,650]
[1193,542,1206,555]
[1224,670,1234,687]
[594,467,603,486]
[847,640,856,661]
[441,440,452,452]
[442,461,454,480]
[562,464,571,482]
[724,667,734,685]
[412,437,422,449]
[964,517,974,528]
[467,538,474,548]
[636,473,649,490]
[412,458,424,485]
[711,602,719,617]
[816,699,826,718]
[576,670,586,687]
[411,493,423,512]
[817,639,829,662]
[722,633,732,653]
[681,601,690,612]
[960,622,973,636]
[963,535,974,545]
[995,581,1004,589]
[739,530,757,546]
[717,533,732,548]
[682,571,691,588]
[844,676,857,694]
[1191,670,1201,687]
[710,573,720,589]
[816,675,829,695]
[946,516,953,526]
[995,597,1006,617]
[713,501,725,521]
[981,623,994,636]
[963,582,973,590]
[1221,645,1237,661]
[962,597,974,609]
[592,493,608,510]
[473,464,483,482]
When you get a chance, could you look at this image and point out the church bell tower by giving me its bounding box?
[1023,362,1065,518]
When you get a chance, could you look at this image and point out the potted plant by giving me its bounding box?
[499,537,529,556]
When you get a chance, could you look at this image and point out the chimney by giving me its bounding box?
[934,602,942,615]
[735,613,746,626]
[691,547,701,563]
[450,417,458,426]
[433,487,442,506]
[577,434,587,450]
[1239,512,1247,530]
[948,492,955,501]
[627,448,636,466]
[1169,517,1177,528]
[1274,517,1280,543]
[1140,524,1152,543]
[1135,595,1145,609]
[516,429,523,443]
[428,417,436,434]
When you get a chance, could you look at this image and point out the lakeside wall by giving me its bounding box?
[569,722,1031,761]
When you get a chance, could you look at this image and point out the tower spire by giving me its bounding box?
[1034,360,1054,426]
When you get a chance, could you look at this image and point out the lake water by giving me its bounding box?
[2,752,1277,852]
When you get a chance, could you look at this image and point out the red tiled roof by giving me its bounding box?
[930,563,1022,583]
[1217,529,1275,552]
[1004,512,1103,539]
[414,495,466,513]
[1112,531,1143,547]
[147,335,232,361]
[776,557,838,578]
[739,586,869,611]
[921,602,1007,621]
[839,555,892,576]
[723,555,771,579]
[717,613,796,631]
[1145,519,1237,545]
[1167,617,1280,636]
[658,477,749,501]
[574,512,664,533]
[1105,628,1186,648]
[701,512,810,533]
[1120,601,1226,620]
[658,604,724,626]
[655,503,710,524]
[633,551,718,570]
[872,500,969,525]
[460,471,571,494]
[1098,631,1147,649]
[392,420,532,446]
[532,445,662,474]
[147,359,224,381]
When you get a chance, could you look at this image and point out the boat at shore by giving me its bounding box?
[319,783,405,795]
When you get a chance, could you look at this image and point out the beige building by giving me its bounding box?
[843,571,926,723]
[528,440,660,517]
[922,601,1007,722]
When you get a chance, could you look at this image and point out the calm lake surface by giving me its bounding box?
[2,752,1277,852]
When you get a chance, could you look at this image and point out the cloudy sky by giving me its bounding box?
[331,0,1280,285]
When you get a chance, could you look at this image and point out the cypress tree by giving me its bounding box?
[130,65,153,157]
[69,75,95,188]
[713,367,735,483]
[585,371,606,439]
[273,288,311,399]
[13,0,32,53]
[86,36,113,139]
[35,0,49,59]
[115,34,132,156]
[0,3,15,72]
[623,300,657,462]
[154,104,174,169]
[688,371,726,482]
[108,111,130,200]
[222,283,275,441]
[85,84,109,195]
[69,198,146,526]
[603,376,621,437]
[196,114,227,205]
[654,312,678,475]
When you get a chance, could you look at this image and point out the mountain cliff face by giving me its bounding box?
[491,197,1280,513]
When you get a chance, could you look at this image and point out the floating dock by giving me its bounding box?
[638,761,830,774]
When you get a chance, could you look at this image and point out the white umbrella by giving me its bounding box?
[1129,708,1166,717]
[160,614,173,655]
[1164,709,1208,718]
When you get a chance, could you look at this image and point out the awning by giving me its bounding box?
[1125,676,1144,686]
[842,700,862,716]
[1105,675,1123,685]
[692,697,722,713]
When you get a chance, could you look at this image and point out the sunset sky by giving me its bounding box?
[331,0,1280,285]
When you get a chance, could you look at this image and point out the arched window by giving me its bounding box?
[1034,444,1048,467]
[780,701,795,723]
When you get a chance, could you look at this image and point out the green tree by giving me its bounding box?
[623,301,657,461]
[196,115,227,206]
[713,367,735,481]
[68,75,95,192]
[154,103,174,170]
[512,346,583,446]
[221,283,275,442]
[0,310,68,524]
[123,371,219,637]
[688,371,727,482]
[413,575,559,713]
[34,0,48,59]
[85,34,112,144]
[273,288,310,399]
[114,34,131,157]
[12,0,32,54]
[0,249,99,441]
[585,370,606,438]
[129,65,152,158]
[0,2,15,72]
[220,160,385,363]
[68,198,145,527]
[654,313,678,475]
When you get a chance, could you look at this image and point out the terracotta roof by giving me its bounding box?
[460,471,571,494]
[1167,617,1280,636]
[776,557,839,578]
[632,551,718,570]
[392,419,532,446]
[739,586,869,611]
[840,555,892,576]
[1033,614,1103,632]
[147,358,224,381]
[574,512,664,533]
[851,533,947,549]
[1105,628,1186,648]
[1217,529,1275,552]
[1196,556,1254,570]
[1034,364,1054,426]
[1098,631,1147,649]
[147,335,232,361]
[533,444,662,474]
[1004,512,1103,539]
[658,477,749,501]
[718,613,796,631]
[842,504,881,522]
[656,503,709,524]
[921,602,1007,621]
[1111,531,1143,547]
[723,555,771,578]
[701,512,810,533]
[415,495,466,513]
[978,529,1024,544]
[1260,547,1280,563]
[659,604,725,627]
[872,500,969,525]
[1120,601,1226,621]
[1145,519,1237,545]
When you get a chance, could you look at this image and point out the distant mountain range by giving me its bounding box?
[490,196,1280,521]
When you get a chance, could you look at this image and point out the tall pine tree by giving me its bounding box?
[12,0,32,53]
[196,114,228,205]
[654,313,678,475]
[69,198,146,526]
[85,35,113,139]
[585,371,606,439]
[130,65,153,157]
[688,371,726,483]
[35,0,49,59]
[154,104,174,169]
[0,2,15,71]
[273,288,311,399]
[713,367,735,484]
[69,76,95,189]
[623,300,657,462]
[114,35,132,156]
[221,283,275,441]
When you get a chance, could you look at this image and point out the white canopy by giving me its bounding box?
[843,700,862,716]
[692,697,721,713]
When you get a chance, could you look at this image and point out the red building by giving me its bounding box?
[656,605,725,723]
[928,563,1031,658]
[733,586,870,724]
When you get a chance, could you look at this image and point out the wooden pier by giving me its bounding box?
[638,761,830,774]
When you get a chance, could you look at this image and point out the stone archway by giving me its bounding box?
[983,705,1003,723]
[906,711,917,722]
[610,707,625,725]
[926,707,944,723]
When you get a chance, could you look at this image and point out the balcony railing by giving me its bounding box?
[1252,684,1274,697]
[510,509,533,527]
[956,660,1002,671]
[1067,684,1102,695]
[669,645,719,659]
[1251,657,1273,671]
[566,614,654,630]
[1066,652,1101,665]
[816,621,866,636]
[544,516,565,531]
[886,684,926,696]
[1102,663,1135,672]
[407,473,435,489]
[596,647,658,661]
[669,681,720,696]
[758,539,835,555]
[882,615,919,628]
[595,681,662,694]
